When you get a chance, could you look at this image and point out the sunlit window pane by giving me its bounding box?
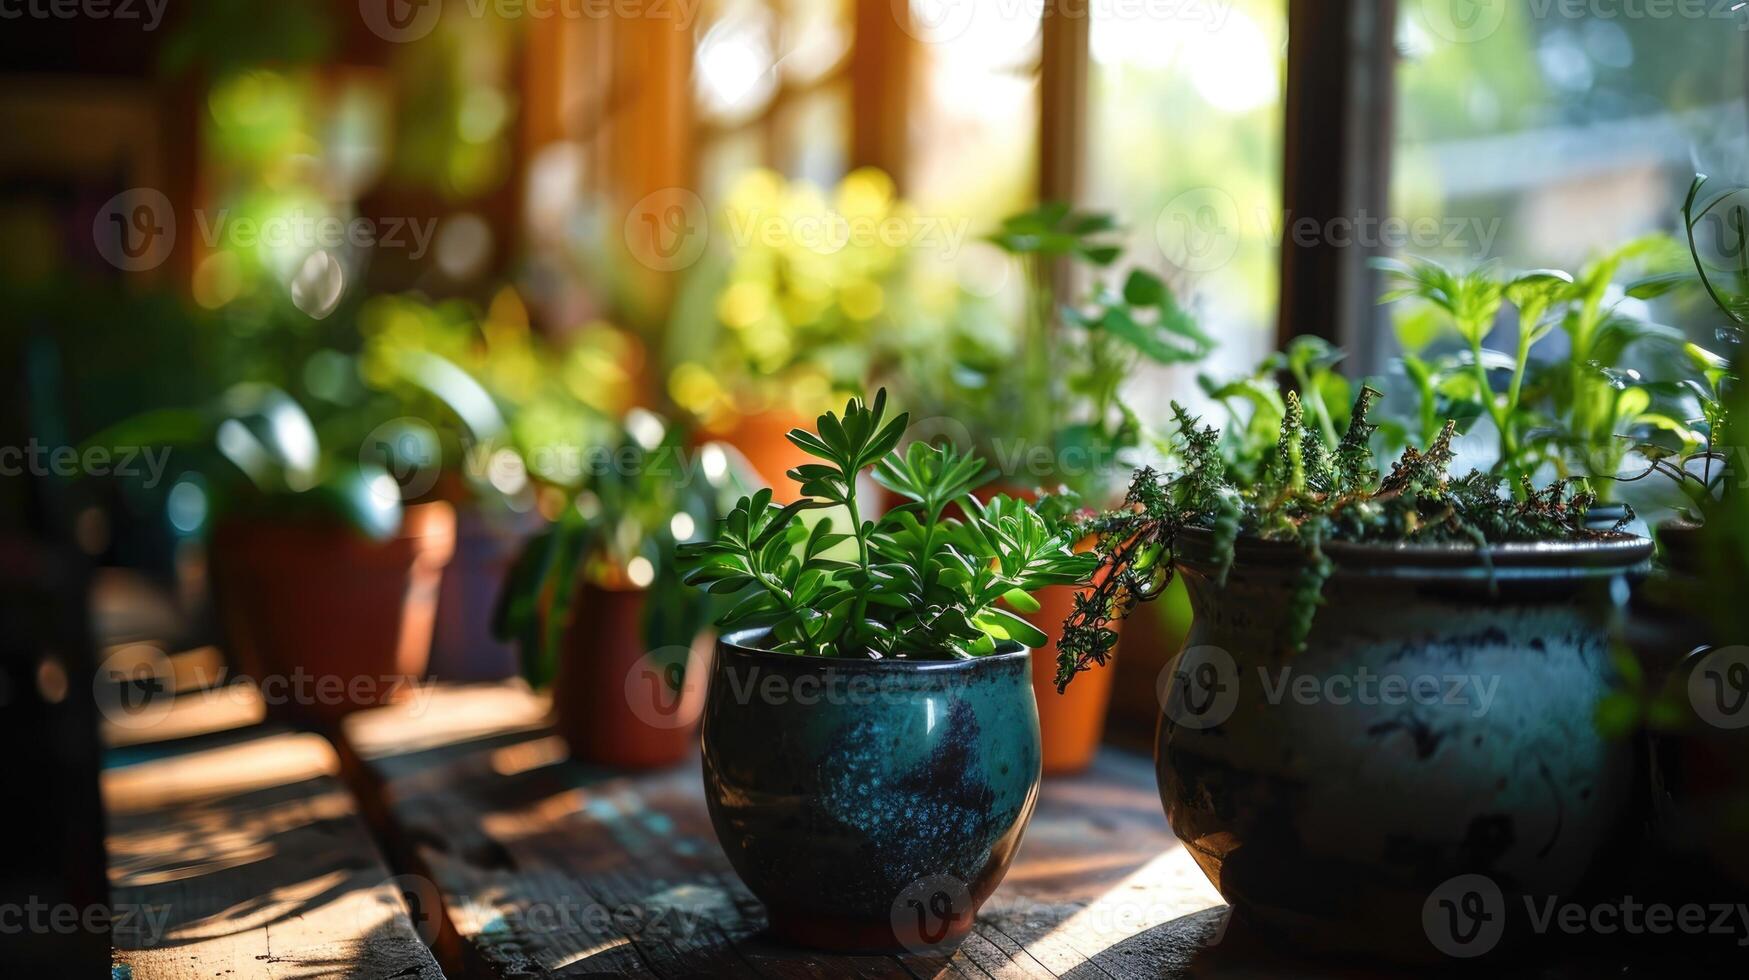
[1392,5,1749,270]
[1088,0,1288,391]
[910,0,1040,223]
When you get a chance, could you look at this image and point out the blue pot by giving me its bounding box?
[701,629,1042,952]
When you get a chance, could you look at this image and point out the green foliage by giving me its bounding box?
[889,204,1215,501]
[1056,386,1611,690]
[1376,241,1703,501]
[492,413,748,687]
[1617,175,1744,521]
[82,381,405,540]
[679,390,1098,659]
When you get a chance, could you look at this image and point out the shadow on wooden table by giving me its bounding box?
[335,681,1214,978]
[106,725,445,979]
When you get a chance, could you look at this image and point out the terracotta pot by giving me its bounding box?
[550,584,709,769]
[712,410,817,503]
[1156,527,1652,960]
[211,501,456,724]
[702,629,1040,952]
[429,505,540,683]
[1026,582,1121,774]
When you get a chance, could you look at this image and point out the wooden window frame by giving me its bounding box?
[1028,0,1400,370]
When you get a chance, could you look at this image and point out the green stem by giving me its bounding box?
[1469,335,1510,462]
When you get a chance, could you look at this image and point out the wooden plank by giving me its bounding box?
[338,683,1224,980]
[100,646,268,750]
[106,725,446,979]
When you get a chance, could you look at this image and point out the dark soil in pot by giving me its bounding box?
[701,629,1041,953]
[1154,526,1651,961]
[211,500,456,725]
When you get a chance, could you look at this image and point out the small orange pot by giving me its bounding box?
[550,584,709,769]
[711,410,817,503]
[211,501,456,724]
[1026,581,1122,774]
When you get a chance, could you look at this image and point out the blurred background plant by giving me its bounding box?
[884,204,1215,502]
[494,411,751,687]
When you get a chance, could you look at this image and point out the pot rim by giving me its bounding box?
[1174,523,1652,581]
[717,627,1029,671]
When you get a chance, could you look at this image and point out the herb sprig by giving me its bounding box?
[1056,386,1613,690]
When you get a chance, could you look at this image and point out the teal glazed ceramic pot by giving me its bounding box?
[1156,527,1652,960]
[701,629,1042,952]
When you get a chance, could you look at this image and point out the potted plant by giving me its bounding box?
[357,290,641,682]
[1604,174,1748,900]
[664,168,929,499]
[1055,382,1651,959]
[90,382,457,724]
[886,203,1215,772]
[677,390,1097,952]
[1374,238,1692,523]
[494,410,746,769]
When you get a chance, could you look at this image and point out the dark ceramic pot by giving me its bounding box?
[701,629,1042,952]
[1637,519,1749,899]
[1156,526,1651,960]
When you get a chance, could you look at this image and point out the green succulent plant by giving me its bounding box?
[678,389,1098,659]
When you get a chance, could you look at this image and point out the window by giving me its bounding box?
[1088,0,1289,388]
[1392,3,1749,272]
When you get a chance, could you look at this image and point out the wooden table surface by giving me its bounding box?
[105,724,445,979]
[109,674,1743,979]
[335,682,1232,979]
